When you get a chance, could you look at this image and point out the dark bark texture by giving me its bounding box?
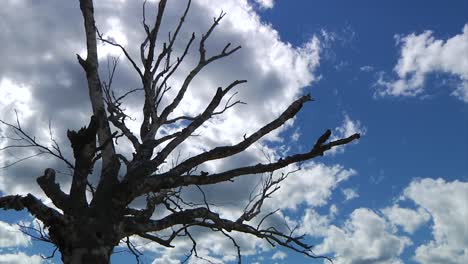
[0,0,360,263]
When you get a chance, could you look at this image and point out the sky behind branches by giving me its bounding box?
[0,0,467,263]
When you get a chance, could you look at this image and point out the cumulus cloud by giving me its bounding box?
[402,178,468,264]
[0,221,43,264]
[151,255,180,264]
[0,0,363,262]
[341,188,359,201]
[316,208,411,264]
[271,250,286,260]
[327,114,366,155]
[298,206,337,238]
[0,0,323,197]
[382,205,430,234]
[0,252,43,264]
[0,221,31,248]
[254,0,274,9]
[335,115,366,139]
[291,178,468,264]
[271,162,356,210]
[359,65,374,72]
[140,225,268,263]
[136,159,356,262]
[377,24,468,102]
[0,78,34,121]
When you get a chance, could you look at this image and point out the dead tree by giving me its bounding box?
[0,0,360,263]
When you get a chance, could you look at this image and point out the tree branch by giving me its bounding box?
[36,168,70,213]
[163,94,312,176]
[77,0,120,214]
[134,130,359,196]
[0,194,64,227]
[79,0,121,209]
[150,80,247,169]
[78,0,117,165]
[0,117,74,169]
[67,115,99,212]
[146,11,242,142]
[101,57,141,150]
[125,206,331,262]
[97,31,144,79]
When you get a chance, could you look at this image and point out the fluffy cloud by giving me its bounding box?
[0,78,34,121]
[359,65,374,72]
[342,188,359,201]
[0,0,322,196]
[316,208,411,264]
[327,114,366,155]
[140,225,269,263]
[0,252,43,264]
[382,205,430,234]
[0,221,43,264]
[254,0,274,9]
[311,178,468,264]
[298,206,337,238]
[271,250,286,260]
[151,255,180,264]
[271,162,356,210]
[377,24,468,102]
[0,0,363,262]
[136,159,355,262]
[0,221,31,248]
[403,178,468,264]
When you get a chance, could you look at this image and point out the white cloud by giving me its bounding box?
[298,206,337,238]
[0,78,34,122]
[327,114,366,155]
[317,178,468,264]
[151,255,179,264]
[0,0,322,196]
[382,205,430,234]
[271,162,356,210]
[0,0,363,263]
[316,208,411,264]
[254,0,274,9]
[0,221,31,248]
[142,227,267,264]
[271,250,286,260]
[342,188,359,201]
[377,24,468,102]
[139,159,356,262]
[0,252,43,264]
[335,115,366,139]
[96,17,128,58]
[360,65,374,72]
[291,128,301,141]
[403,178,468,264]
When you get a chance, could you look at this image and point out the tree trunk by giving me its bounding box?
[61,246,113,264]
[48,218,119,264]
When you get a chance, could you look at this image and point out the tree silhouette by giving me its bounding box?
[0,0,360,263]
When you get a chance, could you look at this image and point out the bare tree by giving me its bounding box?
[0,0,360,263]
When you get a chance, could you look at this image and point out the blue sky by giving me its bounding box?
[0,0,467,263]
[257,1,468,263]
[264,0,468,200]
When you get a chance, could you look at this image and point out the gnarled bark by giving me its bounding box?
[61,247,112,264]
